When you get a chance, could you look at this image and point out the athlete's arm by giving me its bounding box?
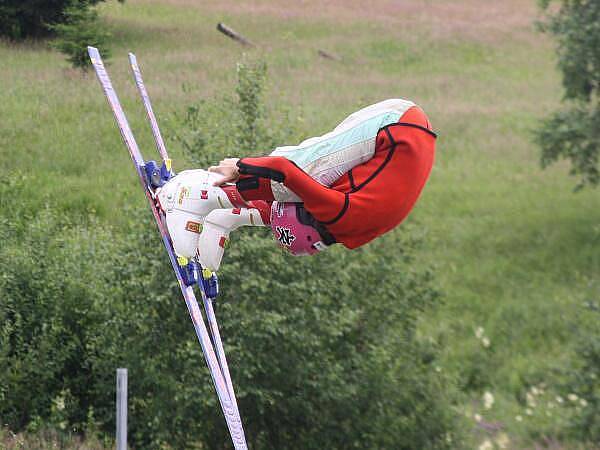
[209,158,240,185]
[234,155,347,224]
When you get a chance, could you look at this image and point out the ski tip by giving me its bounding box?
[128,52,137,63]
[87,46,100,59]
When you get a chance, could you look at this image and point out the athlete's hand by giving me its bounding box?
[208,158,240,186]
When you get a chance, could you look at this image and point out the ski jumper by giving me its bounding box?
[233,99,437,249]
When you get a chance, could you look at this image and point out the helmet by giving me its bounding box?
[270,202,334,256]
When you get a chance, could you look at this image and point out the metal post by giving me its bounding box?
[116,368,128,450]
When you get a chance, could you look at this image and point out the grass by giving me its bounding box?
[0,427,108,449]
[2,0,599,448]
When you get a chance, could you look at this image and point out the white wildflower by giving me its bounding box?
[568,393,578,402]
[556,395,564,404]
[474,413,482,422]
[483,391,494,410]
[495,432,510,449]
[445,432,452,444]
[435,366,442,373]
[482,337,491,348]
[475,326,485,339]
[526,392,537,408]
[531,386,539,396]
[580,398,588,407]
[526,408,533,416]
[54,397,65,412]
[478,439,493,450]
[515,415,523,422]
[483,391,494,409]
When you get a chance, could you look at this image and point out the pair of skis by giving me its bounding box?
[87,47,248,450]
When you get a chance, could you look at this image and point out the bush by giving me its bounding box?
[559,299,600,443]
[0,61,462,449]
[178,58,299,167]
[0,176,124,433]
[0,188,459,450]
[0,0,114,40]
[50,3,111,69]
[536,0,600,189]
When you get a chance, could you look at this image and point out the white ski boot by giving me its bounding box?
[196,208,266,271]
[155,169,235,258]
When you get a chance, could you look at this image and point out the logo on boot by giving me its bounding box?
[185,221,202,234]
[178,186,190,205]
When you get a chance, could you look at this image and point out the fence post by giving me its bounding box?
[116,368,128,450]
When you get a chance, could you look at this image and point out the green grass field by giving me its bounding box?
[1,0,599,448]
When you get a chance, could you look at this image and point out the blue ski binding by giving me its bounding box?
[200,268,219,299]
[176,258,219,299]
[143,159,174,189]
[178,257,200,287]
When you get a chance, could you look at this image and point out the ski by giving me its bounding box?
[127,52,244,424]
[88,47,248,450]
[127,53,169,162]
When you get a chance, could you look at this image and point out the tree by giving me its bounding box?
[50,4,111,69]
[536,0,600,189]
[0,0,111,40]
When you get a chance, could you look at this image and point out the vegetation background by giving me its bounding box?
[0,0,598,449]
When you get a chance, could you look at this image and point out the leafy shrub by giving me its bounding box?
[559,299,600,443]
[50,4,111,69]
[178,58,299,167]
[0,195,459,450]
[536,0,600,189]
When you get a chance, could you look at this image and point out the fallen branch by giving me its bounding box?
[217,22,255,47]
[318,49,341,61]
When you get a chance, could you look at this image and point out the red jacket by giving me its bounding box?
[236,106,436,249]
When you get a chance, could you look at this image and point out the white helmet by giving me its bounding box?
[156,169,232,258]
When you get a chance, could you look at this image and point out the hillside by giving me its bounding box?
[1,0,599,448]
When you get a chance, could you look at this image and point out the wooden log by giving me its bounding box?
[318,49,341,61]
[217,22,255,47]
